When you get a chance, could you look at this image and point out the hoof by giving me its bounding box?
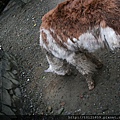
[88,81,95,90]
[88,84,95,90]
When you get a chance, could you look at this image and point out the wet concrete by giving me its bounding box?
[0,0,120,115]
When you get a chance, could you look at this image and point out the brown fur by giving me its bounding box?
[40,0,120,90]
[41,31,49,45]
[41,0,120,43]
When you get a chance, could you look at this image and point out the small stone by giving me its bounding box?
[27,78,30,82]
[3,72,15,79]
[34,23,37,27]
[14,88,21,97]
[0,113,4,115]
[11,60,17,67]
[12,95,20,107]
[4,53,11,60]
[22,72,25,75]
[9,72,16,79]
[3,77,13,89]
[4,60,11,71]
[57,107,64,115]
[12,108,17,112]
[9,54,16,60]
[102,108,108,113]
[12,70,18,75]
[21,0,31,3]
[10,78,19,85]
[0,80,2,89]
[80,94,83,99]
[81,112,86,115]
[19,108,23,115]
[2,104,15,115]
[47,106,52,113]
[12,95,19,101]
[42,76,46,79]
[3,72,19,85]
[75,109,81,113]
[2,89,11,106]
[9,90,14,95]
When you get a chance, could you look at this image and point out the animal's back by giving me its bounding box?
[40,0,120,56]
[39,0,120,90]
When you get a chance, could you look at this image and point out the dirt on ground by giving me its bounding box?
[0,0,120,115]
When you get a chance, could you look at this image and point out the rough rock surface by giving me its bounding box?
[0,48,22,118]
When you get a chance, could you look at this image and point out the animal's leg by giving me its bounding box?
[45,52,71,75]
[85,52,103,69]
[84,74,95,90]
[66,52,97,90]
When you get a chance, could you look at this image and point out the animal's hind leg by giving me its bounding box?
[84,74,95,90]
[45,52,70,75]
[66,52,97,90]
[85,52,103,69]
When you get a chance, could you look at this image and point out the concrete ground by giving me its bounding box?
[0,0,120,115]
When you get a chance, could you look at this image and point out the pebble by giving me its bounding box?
[9,89,14,95]
[12,108,17,112]
[12,70,18,75]
[47,106,52,113]
[2,104,15,115]
[27,78,30,82]
[9,72,16,79]
[2,89,11,106]
[77,109,81,112]
[81,112,86,115]
[3,72,13,80]
[4,60,11,71]
[11,60,18,67]
[14,88,21,97]
[3,77,13,89]
[57,107,64,115]
[4,53,12,60]
[12,95,19,103]
[10,78,19,85]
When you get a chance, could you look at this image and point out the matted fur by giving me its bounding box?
[41,0,120,42]
[40,0,120,90]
